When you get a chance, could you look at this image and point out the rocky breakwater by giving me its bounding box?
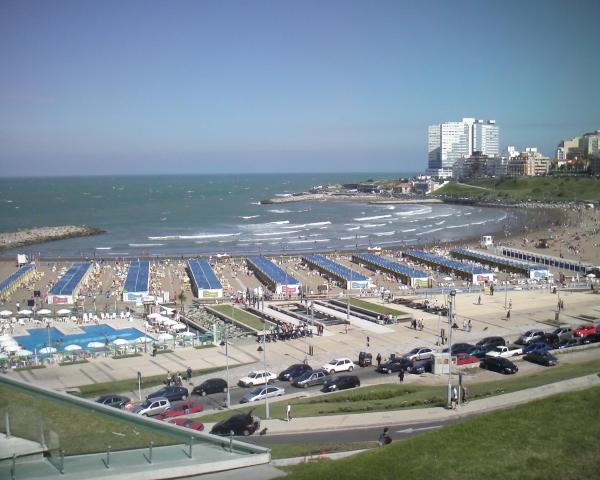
[0,225,106,250]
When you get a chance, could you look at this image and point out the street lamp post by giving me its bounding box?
[263,322,270,419]
[224,320,231,408]
[447,289,456,407]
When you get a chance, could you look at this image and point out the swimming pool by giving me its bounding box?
[14,324,147,352]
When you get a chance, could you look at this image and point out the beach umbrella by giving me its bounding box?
[0,310,12,316]
[37,309,51,315]
[147,312,161,319]
[163,318,178,326]
[64,344,82,352]
[16,349,33,357]
[587,273,596,278]
[87,341,105,349]
[171,323,187,331]
[179,331,195,338]
[57,308,71,315]
[18,309,33,316]
[4,344,20,352]
[157,332,173,342]
[112,338,129,346]
[134,336,154,344]
[39,346,57,354]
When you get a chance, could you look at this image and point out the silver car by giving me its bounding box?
[240,386,284,403]
[292,369,329,388]
[132,397,171,416]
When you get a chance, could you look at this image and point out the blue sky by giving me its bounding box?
[1,0,598,176]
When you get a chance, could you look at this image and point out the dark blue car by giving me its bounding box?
[147,386,189,402]
[522,342,550,355]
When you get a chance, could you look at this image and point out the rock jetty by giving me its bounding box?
[0,225,105,250]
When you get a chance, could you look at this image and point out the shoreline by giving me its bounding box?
[0,225,105,251]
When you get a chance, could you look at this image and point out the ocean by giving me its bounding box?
[0,173,529,258]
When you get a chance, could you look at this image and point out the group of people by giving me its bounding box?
[259,320,313,342]
[165,367,193,387]
[410,318,424,330]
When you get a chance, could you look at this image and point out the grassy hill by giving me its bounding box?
[435,176,600,202]
[283,386,600,480]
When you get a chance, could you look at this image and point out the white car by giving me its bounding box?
[238,370,277,387]
[240,386,285,403]
[486,345,522,358]
[403,347,434,361]
[322,358,355,375]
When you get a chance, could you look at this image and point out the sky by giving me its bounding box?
[1,0,599,176]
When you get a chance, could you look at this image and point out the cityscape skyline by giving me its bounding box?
[1,0,599,177]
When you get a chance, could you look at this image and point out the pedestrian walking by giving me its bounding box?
[376,353,382,367]
[462,320,467,331]
[451,386,458,409]
[286,403,292,422]
[508,298,513,310]
[462,386,469,404]
[398,368,405,383]
[366,336,370,348]
[467,319,472,332]
[477,295,481,305]
[506,309,511,320]
[378,427,392,446]
[419,319,424,331]
[186,366,192,383]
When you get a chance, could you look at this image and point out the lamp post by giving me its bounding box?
[263,321,270,419]
[223,313,231,408]
[447,289,456,408]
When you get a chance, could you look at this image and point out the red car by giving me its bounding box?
[168,418,204,431]
[573,324,596,337]
[455,353,478,365]
[155,401,204,420]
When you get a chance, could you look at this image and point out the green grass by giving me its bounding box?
[435,176,600,201]
[58,359,90,366]
[196,358,600,423]
[283,386,600,479]
[14,364,46,371]
[0,384,180,456]
[349,298,409,316]
[194,344,216,350]
[111,353,143,360]
[210,304,267,331]
[269,441,377,460]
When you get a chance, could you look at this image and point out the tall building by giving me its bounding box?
[556,130,600,161]
[427,118,499,177]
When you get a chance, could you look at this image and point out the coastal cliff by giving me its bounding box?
[0,225,105,251]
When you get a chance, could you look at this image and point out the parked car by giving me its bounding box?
[292,369,330,388]
[542,333,560,348]
[147,386,189,402]
[407,358,432,374]
[486,345,522,358]
[156,400,204,419]
[516,330,545,345]
[455,353,478,365]
[475,336,506,351]
[552,327,573,341]
[376,357,412,374]
[237,371,277,387]
[322,375,360,392]
[95,395,131,409]
[523,351,558,367]
[168,418,204,431]
[522,342,550,355]
[133,397,171,416]
[192,378,228,396]
[240,386,285,403]
[557,338,581,349]
[469,346,490,359]
[403,347,434,361]
[210,412,260,436]
[444,343,476,355]
[581,332,600,344]
[278,363,312,381]
[480,357,518,375]
[573,324,596,338]
[322,358,355,374]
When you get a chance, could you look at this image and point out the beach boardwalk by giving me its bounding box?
[187,259,223,299]
[47,262,92,304]
[302,254,370,290]
[246,256,300,295]
[402,250,494,285]
[122,260,150,301]
[352,252,429,287]
[499,246,594,275]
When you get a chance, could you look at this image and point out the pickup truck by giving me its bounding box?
[486,345,523,358]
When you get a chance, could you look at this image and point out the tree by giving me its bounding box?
[177,291,187,315]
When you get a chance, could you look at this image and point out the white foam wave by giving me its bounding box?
[254,230,301,236]
[363,223,386,228]
[374,231,395,236]
[269,220,290,225]
[129,243,164,247]
[95,247,112,250]
[401,228,416,232]
[307,221,332,227]
[148,233,240,240]
[346,226,360,231]
[354,214,392,221]
[435,221,446,225]
[445,224,470,229]
[288,239,331,244]
[416,228,443,236]
[268,209,291,214]
[240,215,260,220]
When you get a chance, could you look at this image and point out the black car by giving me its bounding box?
[444,343,476,355]
[210,412,260,437]
[407,359,432,374]
[192,378,228,396]
[95,395,131,409]
[556,338,580,349]
[376,357,412,374]
[542,333,560,348]
[476,336,505,350]
[552,327,573,342]
[480,356,518,375]
[147,386,189,402]
[322,375,360,392]
[581,332,600,345]
[278,363,312,381]
[524,351,558,367]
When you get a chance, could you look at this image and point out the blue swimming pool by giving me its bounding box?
[14,324,147,352]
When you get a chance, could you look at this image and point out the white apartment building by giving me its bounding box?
[427,118,499,177]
